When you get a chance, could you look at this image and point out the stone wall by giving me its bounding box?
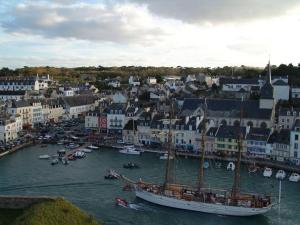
[0,195,57,209]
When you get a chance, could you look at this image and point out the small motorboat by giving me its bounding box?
[263,167,272,178]
[39,154,50,159]
[115,198,128,207]
[51,159,59,165]
[289,173,300,182]
[203,161,209,169]
[104,170,119,180]
[87,145,99,150]
[123,162,140,169]
[275,170,286,180]
[74,151,86,158]
[248,163,259,173]
[227,162,235,171]
[119,147,140,155]
[159,153,174,160]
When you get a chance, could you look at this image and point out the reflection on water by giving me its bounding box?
[0,144,298,225]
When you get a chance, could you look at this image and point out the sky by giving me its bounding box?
[0,0,300,68]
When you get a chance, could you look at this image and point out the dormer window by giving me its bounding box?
[287,111,290,116]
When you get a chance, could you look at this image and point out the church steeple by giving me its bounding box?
[267,60,272,84]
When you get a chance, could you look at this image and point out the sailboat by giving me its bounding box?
[120,99,273,216]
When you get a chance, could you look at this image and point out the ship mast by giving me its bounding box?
[231,98,244,203]
[198,98,207,192]
[163,101,173,190]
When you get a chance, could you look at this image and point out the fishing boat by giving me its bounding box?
[227,162,235,171]
[289,173,300,182]
[39,154,50,159]
[119,99,273,216]
[119,146,140,155]
[160,153,174,160]
[275,170,286,180]
[263,167,272,178]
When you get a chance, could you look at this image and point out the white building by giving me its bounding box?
[7,100,33,128]
[291,86,300,99]
[0,78,39,91]
[147,77,157,85]
[272,76,289,102]
[278,107,300,129]
[290,120,300,164]
[32,102,43,127]
[61,95,97,119]
[128,76,140,86]
[0,91,27,101]
[0,116,21,144]
[107,103,126,134]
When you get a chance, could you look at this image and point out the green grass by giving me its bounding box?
[0,198,101,225]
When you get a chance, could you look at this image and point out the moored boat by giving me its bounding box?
[51,159,59,165]
[227,162,235,171]
[87,145,99,150]
[119,146,140,155]
[289,173,300,182]
[82,148,93,153]
[275,170,286,180]
[159,153,174,160]
[39,154,50,159]
[263,167,272,178]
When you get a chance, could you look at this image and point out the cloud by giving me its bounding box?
[1,1,165,44]
[128,0,300,24]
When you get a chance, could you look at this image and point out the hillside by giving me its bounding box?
[0,198,100,225]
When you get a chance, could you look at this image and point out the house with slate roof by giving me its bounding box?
[269,128,290,162]
[272,76,289,102]
[290,119,300,165]
[245,127,272,158]
[214,125,247,155]
[180,98,273,129]
[278,107,300,129]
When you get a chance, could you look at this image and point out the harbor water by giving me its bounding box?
[0,144,299,225]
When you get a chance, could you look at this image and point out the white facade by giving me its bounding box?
[273,85,289,102]
[291,87,300,99]
[0,79,39,91]
[0,118,20,143]
[129,76,140,86]
[32,102,43,126]
[290,129,300,164]
[85,114,99,128]
[147,77,157,85]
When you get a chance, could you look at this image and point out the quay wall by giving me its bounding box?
[0,195,57,209]
[0,142,33,159]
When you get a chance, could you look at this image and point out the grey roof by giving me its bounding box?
[273,80,288,86]
[268,129,290,145]
[215,125,246,139]
[11,99,31,108]
[260,82,273,99]
[278,107,300,116]
[246,127,271,142]
[181,98,272,120]
[220,78,259,85]
[123,119,137,130]
[0,90,26,95]
[61,95,97,107]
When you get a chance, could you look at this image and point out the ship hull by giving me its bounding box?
[135,190,272,216]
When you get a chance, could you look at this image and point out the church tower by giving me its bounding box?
[259,61,274,109]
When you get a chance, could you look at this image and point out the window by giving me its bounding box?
[294,143,298,149]
[296,135,299,141]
